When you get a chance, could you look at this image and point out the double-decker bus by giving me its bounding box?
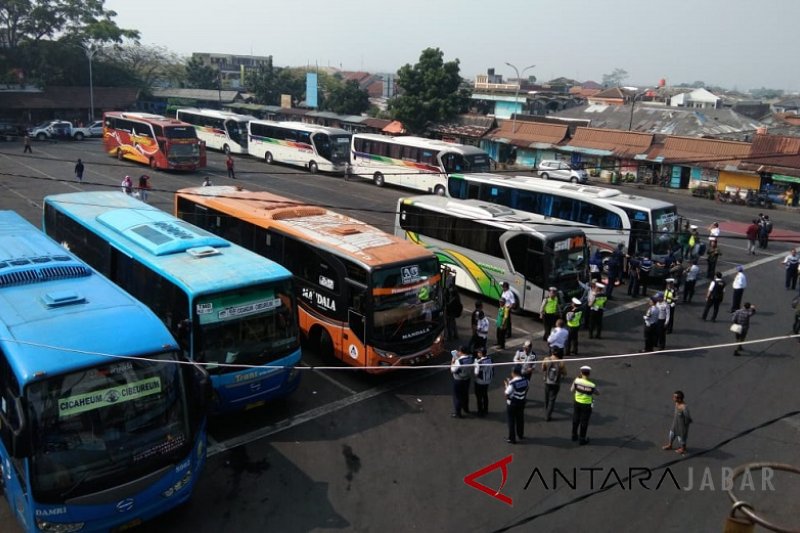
[395,196,589,312]
[43,192,301,413]
[0,211,208,532]
[247,120,351,173]
[176,108,255,154]
[175,186,445,371]
[351,134,491,195]
[103,111,207,171]
[448,173,682,267]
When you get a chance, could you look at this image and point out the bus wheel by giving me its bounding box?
[223,144,230,155]
[319,329,334,359]
[434,185,446,196]
[116,149,124,161]
[373,172,385,187]
[265,152,273,164]
[308,161,318,174]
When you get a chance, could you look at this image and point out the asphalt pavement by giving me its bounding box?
[1,140,799,532]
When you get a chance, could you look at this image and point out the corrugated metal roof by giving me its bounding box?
[1,86,140,109]
[485,121,569,148]
[565,127,654,158]
[150,88,241,102]
[739,134,800,177]
[429,114,497,138]
[659,136,751,169]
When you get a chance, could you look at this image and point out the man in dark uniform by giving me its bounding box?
[504,367,529,443]
[450,346,474,418]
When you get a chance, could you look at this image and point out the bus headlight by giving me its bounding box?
[35,520,85,532]
[373,347,396,359]
[162,470,192,498]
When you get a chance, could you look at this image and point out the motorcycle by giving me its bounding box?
[745,189,774,209]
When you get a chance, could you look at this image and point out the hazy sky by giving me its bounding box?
[104,0,799,91]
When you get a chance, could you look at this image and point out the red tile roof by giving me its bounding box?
[485,121,569,148]
[659,136,751,169]
[739,133,800,177]
[566,127,654,158]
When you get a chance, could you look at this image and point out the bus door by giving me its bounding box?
[345,280,368,366]
[503,234,545,313]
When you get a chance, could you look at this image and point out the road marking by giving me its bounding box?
[299,362,357,395]
[208,369,438,457]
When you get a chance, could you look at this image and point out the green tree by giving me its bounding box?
[388,48,465,134]
[184,56,218,90]
[103,44,185,88]
[324,79,370,115]
[601,68,628,87]
[247,59,307,106]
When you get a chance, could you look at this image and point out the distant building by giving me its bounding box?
[191,52,274,89]
[668,88,721,109]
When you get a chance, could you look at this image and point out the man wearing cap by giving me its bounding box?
[504,367,529,444]
[513,341,537,379]
[547,319,569,357]
[643,296,659,351]
[473,348,493,416]
[664,279,678,334]
[588,283,607,339]
[450,346,474,418]
[539,287,562,341]
[683,259,700,303]
[655,292,670,350]
[565,298,584,357]
[571,366,599,445]
[731,266,747,313]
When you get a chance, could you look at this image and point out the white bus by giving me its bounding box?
[448,173,681,265]
[395,195,588,312]
[351,134,491,195]
[247,120,351,173]
[176,108,255,154]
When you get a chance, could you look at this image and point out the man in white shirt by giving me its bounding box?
[730,265,747,313]
[708,222,720,244]
[501,282,516,338]
[547,319,569,357]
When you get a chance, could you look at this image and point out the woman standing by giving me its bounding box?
[662,391,692,454]
[731,302,756,356]
[137,175,152,203]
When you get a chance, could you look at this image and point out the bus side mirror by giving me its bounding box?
[184,362,212,421]
[0,397,30,458]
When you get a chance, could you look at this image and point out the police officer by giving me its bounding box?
[473,348,493,417]
[565,298,584,357]
[450,346,474,418]
[639,256,653,296]
[643,295,659,352]
[513,340,537,380]
[539,287,561,341]
[588,283,607,339]
[501,281,516,338]
[571,365,599,445]
[664,278,678,334]
[505,367,529,444]
[655,292,670,350]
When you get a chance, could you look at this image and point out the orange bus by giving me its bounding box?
[103,111,207,171]
[175,186,445,371]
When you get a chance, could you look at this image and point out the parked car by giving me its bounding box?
[88,120,104,137]
[28,120,92,141]
[536,160,589,183]
[0,122,24,141]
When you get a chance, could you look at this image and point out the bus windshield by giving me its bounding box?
[314,134,351,163]
[28,353,190,503]
[548,234,587,283]
[651,207,680,256]
[194,281,299,374]
[164,126,198,140]
[370,259,443,346]
[442,152,491,173]
[227,120,249,146]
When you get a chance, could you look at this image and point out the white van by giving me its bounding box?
[537,160,589,183]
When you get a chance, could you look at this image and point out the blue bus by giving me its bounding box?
[42,192,302,413]
[0,211,208,532]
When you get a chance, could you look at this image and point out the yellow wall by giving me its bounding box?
[717,170,760,191]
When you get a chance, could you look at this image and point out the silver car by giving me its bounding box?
[537,159,589,183]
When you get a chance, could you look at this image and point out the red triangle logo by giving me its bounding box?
[463,454,514,506]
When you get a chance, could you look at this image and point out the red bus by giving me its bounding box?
[103,111,207,171]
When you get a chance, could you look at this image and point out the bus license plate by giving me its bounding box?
[113,518,142,532]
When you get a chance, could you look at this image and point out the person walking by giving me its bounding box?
[687,226,699,260]
[495,298,509,349]
[504,367,529,444]
[137,175,151,203]
[74,158,84,182]
[662,391,692,455]
[542,352,566,422]
[783,249,799,290]
[539,287,561,341]
[450,346,474,418]
[547,319,569,358]
[226,155,236,179]
[664,279,678,334]
[23,134,32,153]
[683,260,700,303]
[121,175,133,195]
[730,265,747,313]
[571,366,599,445]
[759,215,773,249]
[705,240,721,279]
[745,219,759,255]
[606,243,624,299]
[565,298,584,357]
[731,302,756,356]
[626,257,640,297]
[500,282,516,338]
[473,348,493,417]
[643,296,659,351]
[587,283,607,339]
[513,340,537,380]
[702,272,726,322]
[202,176,213,187]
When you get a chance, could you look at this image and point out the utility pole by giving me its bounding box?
[504,62,536,133]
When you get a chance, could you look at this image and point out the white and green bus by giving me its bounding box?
[351,134,491,195]
[395,195,589,312]
[176,108,255,154]
[247,120,351,173]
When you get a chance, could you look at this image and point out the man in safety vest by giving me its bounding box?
[565,298,584,357]
[588,282,607,339]
[539,286,561,341]
[571,366,599,445]
[664,278,678,334]
[504,367,529,444]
